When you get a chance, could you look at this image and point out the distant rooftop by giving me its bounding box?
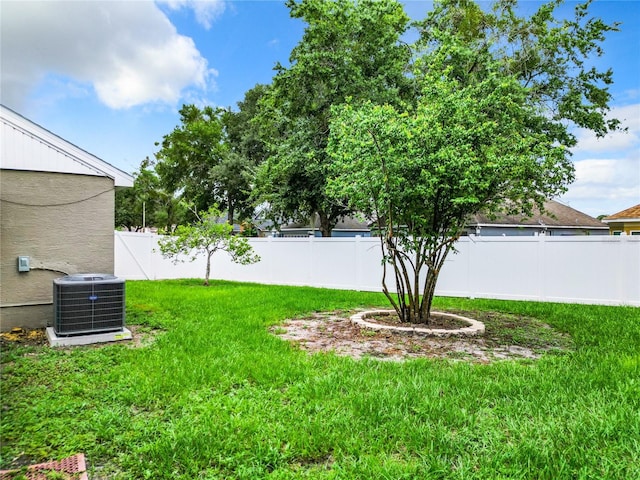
[603,204,640,222]
[282,216,371,231]
[468,200,606,229]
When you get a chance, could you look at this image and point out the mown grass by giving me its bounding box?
[1,279,639,479]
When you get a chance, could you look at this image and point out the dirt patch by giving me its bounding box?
[365,311,471,329]
[0,327,48,346]
[271,310,572,363]
[125,325,163,348]
[0,325,161,350]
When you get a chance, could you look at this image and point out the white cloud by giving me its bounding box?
[561,156,640,216]
[562,104,640,216]
[572,103,640,154]
[0,1,215,109]
[571,158,639,198]
[574,159,618,185]
[158,0,226,30]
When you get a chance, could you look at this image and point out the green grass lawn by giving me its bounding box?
[1,279,639,479]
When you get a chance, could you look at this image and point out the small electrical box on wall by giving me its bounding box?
[17,256,30,272]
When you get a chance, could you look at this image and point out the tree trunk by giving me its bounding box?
[388,241,411,323]
[318,212,332,237]
[227,197,235,226]
[419,269,438,324]
[390,242,452,325]
[204,252,212,286]
[418,243,454,324]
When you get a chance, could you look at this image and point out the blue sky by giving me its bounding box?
[1,0,638,218]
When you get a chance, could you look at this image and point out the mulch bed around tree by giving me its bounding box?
[365,311,471,329]
[272,309,573,363]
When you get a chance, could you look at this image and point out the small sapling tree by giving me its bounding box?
[158,206,260,286]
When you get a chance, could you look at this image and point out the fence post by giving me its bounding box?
[308,235,315,287]
[149,232,156,280]
[266,235,274,285]
[355,235,362,290]
[537,234,547,302]
[617,235,637,304]
[467,236,476,299]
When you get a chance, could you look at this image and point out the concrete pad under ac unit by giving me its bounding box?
[46,327,132,347]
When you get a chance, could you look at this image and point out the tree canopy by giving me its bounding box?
[115,157,185,233]
[254,0,413,236]
[141,0,621,309]
[155,104,254,225]
[328,0,621,323]
[224,84,270,167]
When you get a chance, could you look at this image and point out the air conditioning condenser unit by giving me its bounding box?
[53,273,125,336]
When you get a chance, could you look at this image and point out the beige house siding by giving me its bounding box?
[0,170,115,330]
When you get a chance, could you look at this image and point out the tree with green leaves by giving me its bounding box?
[115,158,163,231]
[255,0,413,236]
[115,185,143,232]
[115,157,187,233]
[157,206,260,286]
[220,84,271,224]
[327,0,621,324]
[224,84,270,167]
[155,104,254,225]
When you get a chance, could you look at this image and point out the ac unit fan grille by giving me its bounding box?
[53,275,125,336]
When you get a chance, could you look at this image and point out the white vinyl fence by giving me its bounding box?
[115,231,640,307]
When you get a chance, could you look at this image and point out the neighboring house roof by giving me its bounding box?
[602,204,640,223]
[1,104,133,187]
[281,216,371,232]
[279,201,605,234]
[467,200,607,230]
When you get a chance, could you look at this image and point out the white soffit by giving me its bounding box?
[1,105,133,187]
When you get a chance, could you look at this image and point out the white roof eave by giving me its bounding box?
[602,218,640,224]
[1,105,134,187]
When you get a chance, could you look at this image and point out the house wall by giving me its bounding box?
[278,230,372,238]
[547,228,608,236]
[327,230,372,238]
[0,170,115,331]
[607,221,640,235]
[470,226,608,236]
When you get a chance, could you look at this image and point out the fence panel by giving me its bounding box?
[114,232,640,306]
